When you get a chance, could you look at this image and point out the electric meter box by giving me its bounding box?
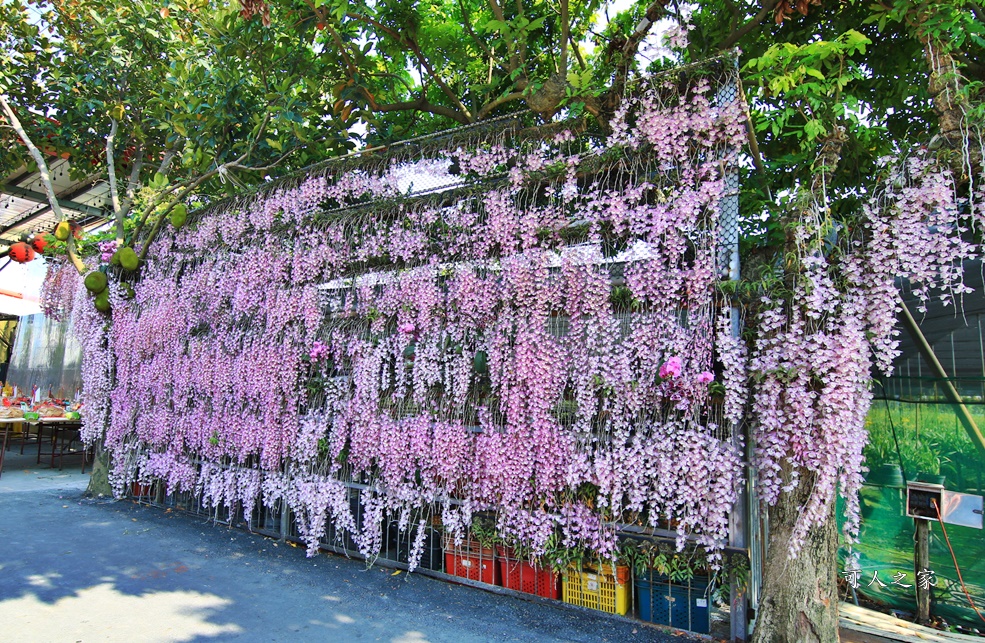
[906,481,944,520]
[906,481,983,529]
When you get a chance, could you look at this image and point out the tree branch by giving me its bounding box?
[515,0,527,69]
[119,142,144,219]
[105,118,125,243]
[132,112,273,247]
[952,51,985,81]
[0,96,65,222]
[458,0,492,58]
[607,1,671,106]
[476,91,526,120]
[969,1,985,25]
[569,33,587,71]
[560,0,570,79]
[0,94,85,274]
[156,144,180,177]
[716,0,780,51]
[346,11,473,121]
[370,95,472,124]
[137,146,267,262]
[489,0,522,72]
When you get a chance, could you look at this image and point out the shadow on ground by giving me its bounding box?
[0,449,695,643]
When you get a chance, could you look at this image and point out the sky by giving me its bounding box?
[0,256,45,315]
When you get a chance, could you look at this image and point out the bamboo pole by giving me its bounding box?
[897,294,985,460]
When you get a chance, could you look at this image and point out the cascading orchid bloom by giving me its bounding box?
[59,68,765,570]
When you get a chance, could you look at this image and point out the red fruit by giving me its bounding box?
[8,242,36,263]
[316,22,326,30]
[31,235,48,254]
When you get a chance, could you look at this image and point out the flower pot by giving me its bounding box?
[865,463,905,489]
[915,472,946,486]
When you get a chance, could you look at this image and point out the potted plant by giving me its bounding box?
[443,514,499,585]
[621,538,738,635]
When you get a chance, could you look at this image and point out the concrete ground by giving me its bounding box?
[0,447,705,643]
[0,441,901,643]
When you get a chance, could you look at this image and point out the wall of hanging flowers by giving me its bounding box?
[62,61,750,570]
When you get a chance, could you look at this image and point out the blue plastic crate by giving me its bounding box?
[635,572,710,634]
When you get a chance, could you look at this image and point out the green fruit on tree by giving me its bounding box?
[170,203,188,229]
[110,250,121,266]
[83,271,108,294]
[94,290,111,313]
[118,246,139,271]
[54,221,71,241]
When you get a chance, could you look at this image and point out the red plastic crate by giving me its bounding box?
[444,538,497,585]
[496,547,560,599]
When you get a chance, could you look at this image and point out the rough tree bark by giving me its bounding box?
[85,445,113,497]
[752,468,840,643]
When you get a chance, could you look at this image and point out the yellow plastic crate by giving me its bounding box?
[562,564,630,615]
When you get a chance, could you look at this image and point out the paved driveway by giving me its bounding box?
[0,449,700,643]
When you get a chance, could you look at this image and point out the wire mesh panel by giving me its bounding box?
[636,571,711,634]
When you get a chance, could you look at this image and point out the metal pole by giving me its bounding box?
[716,64,753,641]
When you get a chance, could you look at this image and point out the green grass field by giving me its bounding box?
[864,399,985,494]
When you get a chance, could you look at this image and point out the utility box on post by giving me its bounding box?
[906,481,984,528]
[906,481,945,520]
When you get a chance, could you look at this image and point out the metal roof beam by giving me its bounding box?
[1,183,106,218]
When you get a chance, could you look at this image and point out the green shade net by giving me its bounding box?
[839,376,985,631]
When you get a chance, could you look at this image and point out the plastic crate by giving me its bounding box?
[636,572,710,634]
[496,547,560,599]
[444,537,497,585]
[130,481,154,500]
[562,563,630,615]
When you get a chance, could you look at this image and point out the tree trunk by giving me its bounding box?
[84,442,113,498]
[923,36,981,176]
[752,474,840,643]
